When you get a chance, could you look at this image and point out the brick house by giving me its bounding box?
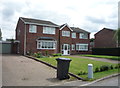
[16,17,90,55]
[94,28,117,48]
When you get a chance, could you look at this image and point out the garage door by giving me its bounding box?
[0,43,11,54]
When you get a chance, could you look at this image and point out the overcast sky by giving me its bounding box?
[0,0,119,40]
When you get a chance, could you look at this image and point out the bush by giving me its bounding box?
[100,65,109,72]
[77,71,87,75]
[110,65,114,69]
[94,67,99,73]
[53,53,62,57]
[114,64,120,69]
[34,52,43,58]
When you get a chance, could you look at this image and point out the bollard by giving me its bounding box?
[88,64,93,79]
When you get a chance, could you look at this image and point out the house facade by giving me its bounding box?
[16,17,90,55]
[94,28,117,48]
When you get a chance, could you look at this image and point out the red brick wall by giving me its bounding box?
[15,19,25,54]
[95,29,116,48]
[26,24,59,55]
[71,32,90,54]
[59,26,90,54]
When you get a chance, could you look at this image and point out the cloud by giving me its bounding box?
[0,0,119,40]
[85,16,106,24]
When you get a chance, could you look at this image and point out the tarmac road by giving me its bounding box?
[87,76,119,86]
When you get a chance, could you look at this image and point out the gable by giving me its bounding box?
[60,24,73,31]
[95,28,115,36]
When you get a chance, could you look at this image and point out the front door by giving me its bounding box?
[62,44,70,55]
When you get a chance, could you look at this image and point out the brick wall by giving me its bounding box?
[95,29,116,48]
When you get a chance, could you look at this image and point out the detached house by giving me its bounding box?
[16,17,90,55]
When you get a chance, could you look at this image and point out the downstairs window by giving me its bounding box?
[37,40,56,49]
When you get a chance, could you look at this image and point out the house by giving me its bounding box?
[94,28,117,48]
[16,17,90,55]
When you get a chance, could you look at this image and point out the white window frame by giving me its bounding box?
[72,44,75,50]
[62,31,70,37]
[79,33,88,39]
[43,27,55,34]
[72,33,76,38]
[76,43,88,51]
[29,25,37,33]
[37,40,56,49]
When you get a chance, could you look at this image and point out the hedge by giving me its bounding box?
[92,48,120,56]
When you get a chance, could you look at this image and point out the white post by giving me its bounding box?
[88,64,93,79]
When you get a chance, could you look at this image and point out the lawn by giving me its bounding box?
[81,54,120,61]
[37,56,119,80]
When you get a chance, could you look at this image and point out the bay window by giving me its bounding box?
[37,40,56,49]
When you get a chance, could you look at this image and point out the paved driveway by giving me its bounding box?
[2,54,68,86]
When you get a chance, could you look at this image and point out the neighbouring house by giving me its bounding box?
[15,17,90,55]
[94,28,117,48]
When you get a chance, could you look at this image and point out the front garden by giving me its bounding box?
[31,52,120,81]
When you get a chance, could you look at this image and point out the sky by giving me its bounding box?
[0,0,119,40]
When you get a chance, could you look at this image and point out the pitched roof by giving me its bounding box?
[95,27,116,35]
[20,17,59,27]
[70,27,90,33]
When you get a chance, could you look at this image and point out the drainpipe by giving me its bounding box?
[24,24,26,55]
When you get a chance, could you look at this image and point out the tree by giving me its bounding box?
[114,28,120,47]
[0,28,2,40]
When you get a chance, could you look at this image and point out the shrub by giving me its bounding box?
[100,65,109,72]
[94,67,99,73]
[110,65,114,69]
[53,53,62,57]
[114,64,120,69]
[77,71,87,75]
[45,51,48,56]
[34,52,43,58]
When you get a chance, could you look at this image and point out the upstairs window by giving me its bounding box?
[29,25,37,33]
[43,27,55,34]
[72,33,76,38]
[62,31,70,37]
[79,33,88,39]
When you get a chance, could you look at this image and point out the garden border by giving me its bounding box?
[24,55,84,80]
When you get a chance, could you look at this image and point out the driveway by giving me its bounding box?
[2,54,69,86]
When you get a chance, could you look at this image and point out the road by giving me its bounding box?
[87,76,119,86]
